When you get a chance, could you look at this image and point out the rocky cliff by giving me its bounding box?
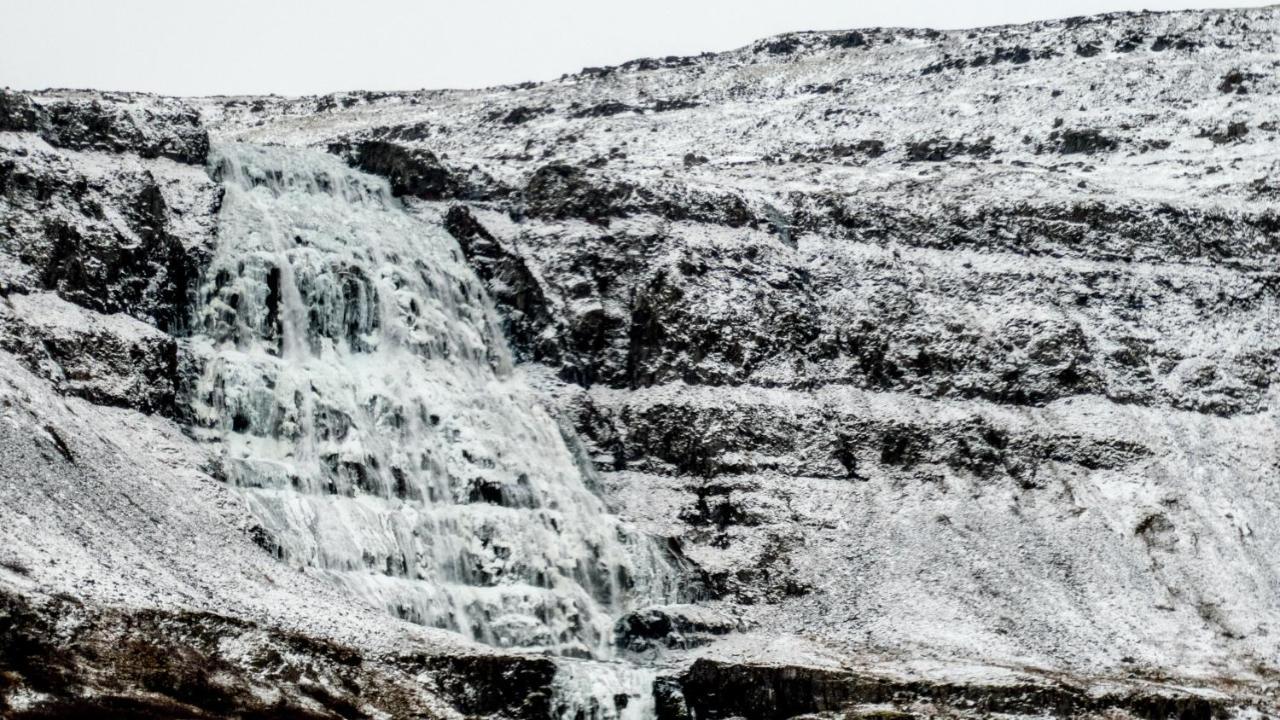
[3,6,1279,718]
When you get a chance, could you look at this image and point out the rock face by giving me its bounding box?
[657,659,1232,720]
[0,128,217,331]
[4,5,1280,718]
[0,292,179,415]
[0,89,209,164]
[0,90,219,420]
[0,589,558,719]
[327,140,461,200]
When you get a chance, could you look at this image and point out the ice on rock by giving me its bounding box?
[188,143,676,656]
[551,660,658,720]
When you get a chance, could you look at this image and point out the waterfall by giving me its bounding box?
[188,142,676,660]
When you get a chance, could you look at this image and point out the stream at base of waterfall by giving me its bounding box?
[189,142,679,717]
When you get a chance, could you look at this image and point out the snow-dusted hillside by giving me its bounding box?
[2,5,1279,718]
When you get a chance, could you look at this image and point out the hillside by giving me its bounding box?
[2,6,1278,718]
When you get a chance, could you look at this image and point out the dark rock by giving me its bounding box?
[572,53,712,80]
[0,295,180,416]
[618,53,712,73]
[0,90,209,165]
[413,654,556,719]
[496,105,553,125]
[793,190,1280,272]
[800,82,843,95]
[1115,33,1146,52]
[905,137,994,161]
[828,31,867,48]
[654,676,692,720]
[905,139,952,161]
[997,46,1033,64]
[615,254,817,389]
[1200,122,1249,144]
[1218,69,1255,93]
[1135,512,1177,551]
[0,148,212,333]
[852,140,887,157]
[0,589,462,720]
[1053,128,1119,154]
[375,120,434,142]
[0,91,43,132]
[570,102,640,119]
[922,46,1053,74]
[640,186,758,228]
[444,205,562,363]
[661,659,1230,720]
[1152,34,1200,51]
[792,140,886,163]
[759,36,802,55]
[651,98,701,113]
[328,140,456,200]
[523,163,634,225]
[680,483,764,528]
[615,606,739,651]
[329,139,508,201]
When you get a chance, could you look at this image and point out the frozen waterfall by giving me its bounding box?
[188,142,676,659]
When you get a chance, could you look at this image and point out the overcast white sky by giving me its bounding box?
[0,1,1270,96]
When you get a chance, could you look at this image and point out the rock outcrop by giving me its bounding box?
[0,89,209,164]
[656,659,1238,720]
[0,589,558,720]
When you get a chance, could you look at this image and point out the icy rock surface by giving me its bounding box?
[188,142,676,656]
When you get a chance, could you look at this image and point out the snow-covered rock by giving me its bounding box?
[2,5,1279,717]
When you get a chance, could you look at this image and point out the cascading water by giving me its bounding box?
[188,143,678,674]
